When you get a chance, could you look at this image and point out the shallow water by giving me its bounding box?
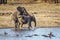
[0,28,60,40]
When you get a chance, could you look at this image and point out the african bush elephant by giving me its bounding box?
[18,14,36,30]
[11,6,36,30]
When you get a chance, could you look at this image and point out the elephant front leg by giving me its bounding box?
[19,22,23,30]
[18,18,23,30]
[17,22,20,30]
[28,20,32,30]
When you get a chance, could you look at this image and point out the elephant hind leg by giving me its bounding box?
[33,17,36,27]
[34,19,36,27]
[28,20,32,30]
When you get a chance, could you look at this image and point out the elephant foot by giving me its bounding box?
[28,26,36,31]
[15,28,18,31]
[28,26,32,30]
[15,27,20,31]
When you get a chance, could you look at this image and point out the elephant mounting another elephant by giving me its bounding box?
[12,6,36,31]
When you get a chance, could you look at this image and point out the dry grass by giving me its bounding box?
[0,3,60,28]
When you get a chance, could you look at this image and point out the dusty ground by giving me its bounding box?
[0,3,60,28]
